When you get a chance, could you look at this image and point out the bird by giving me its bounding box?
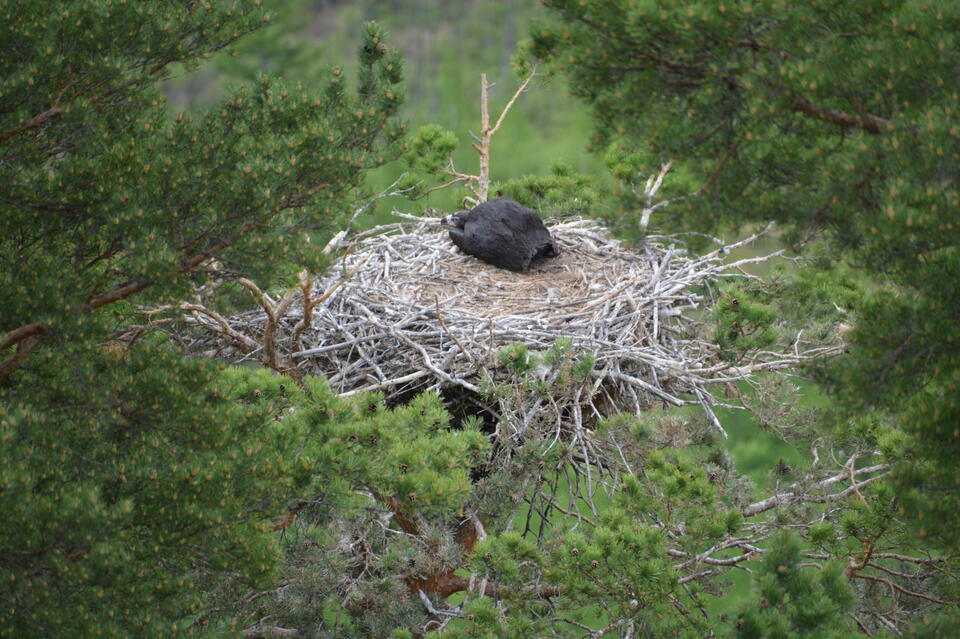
[440,198,559,271]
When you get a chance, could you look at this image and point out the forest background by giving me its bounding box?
[166,0,608,217]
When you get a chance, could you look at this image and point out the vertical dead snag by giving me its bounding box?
[471,70,537,204]
[423,70,538,205]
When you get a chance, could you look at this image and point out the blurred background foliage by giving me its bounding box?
[164,0,610,219]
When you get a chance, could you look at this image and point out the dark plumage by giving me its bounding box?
[440,198,559,271]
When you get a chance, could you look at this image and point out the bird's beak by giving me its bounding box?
[439,216,457,228]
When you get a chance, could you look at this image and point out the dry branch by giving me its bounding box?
[743,462,889,517]
[433,69,538,205]
[242,626,298,638]
[638,161,674,233]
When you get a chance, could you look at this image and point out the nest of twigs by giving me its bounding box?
[305,217,709,403]
[175,214,827,439]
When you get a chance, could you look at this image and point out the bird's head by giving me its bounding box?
[439,210,468,230]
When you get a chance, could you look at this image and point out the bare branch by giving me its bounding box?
[790,95,890,135]
[488,66,537,138]
[868,553,948,565]
[0,322,45,353]
[322,177,416,256]
[849,571,952,606]
[743,463,889,517]
[242,625,299,638]
[638,161,674,233]
[181,303,259,355]
[290,270,314,349]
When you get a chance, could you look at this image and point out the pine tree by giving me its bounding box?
[0,1,404,636]
[733,532,857,639]
[228,371,489,638]
[527,0,960,562]
[523,1,960,635]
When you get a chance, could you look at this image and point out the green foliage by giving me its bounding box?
[713,285,779,362]
[434,597,514,639]
[212,0,329,87]
[233,377,489,638]
[905,611,960,639]
[498,343,537,376]
[0,348,301,637]
[0,2,407,636]
[302,380,488,517]
[1,4,405,341]
[732,532,857,639]
[600,139,696,236]
[547,513,687,634]
[407,124,460,175]
[5,2,958,637]
[434,423,759,638]
[528,0,960,241]
[497,160,602,218]
[531,0,960,551]
[1,341,489,638]
[770,258,863,325]
[487,340,599,404]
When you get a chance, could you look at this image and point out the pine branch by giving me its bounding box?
[0,322,45,353]
[0,105,64,143]
[790,95,890,134]
[0,22,252,145]
[0,323,44,383]
[0,80,74,143]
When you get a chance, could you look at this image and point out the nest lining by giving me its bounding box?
[358,221,652,321]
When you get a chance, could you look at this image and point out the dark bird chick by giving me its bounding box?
[440,198,559,271]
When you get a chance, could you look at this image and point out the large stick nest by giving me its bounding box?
[181,216,826,439]
[302,218,706,404]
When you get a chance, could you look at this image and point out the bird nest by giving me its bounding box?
[174,215,826,440]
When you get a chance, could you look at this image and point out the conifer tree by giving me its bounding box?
[522,1,960,635]
[527,0,960,557]
[733,532,858,639]
[0,1,404,636]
